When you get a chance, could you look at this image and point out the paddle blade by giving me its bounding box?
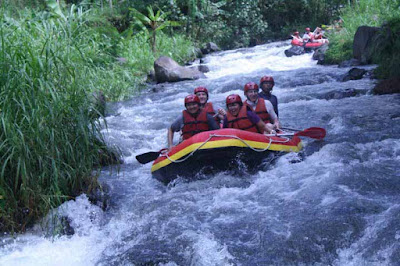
[136,151,161,164]
[295,127,326,140]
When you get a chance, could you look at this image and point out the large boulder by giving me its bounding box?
[313,44,329,64]
[321,88,359,100]
[284,46,305,57]
[154,56,206,83]
[197,64,210,73]
[373,78,400,95]
[338,58,362,68]
[353,26,380,64]
[201,42,221,55]
[341,68,367,82]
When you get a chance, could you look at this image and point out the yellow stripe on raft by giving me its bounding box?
[151,138,302,173]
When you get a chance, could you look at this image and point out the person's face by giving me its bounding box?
[195,92,208,105]
[261,82,274,92]
[227,103,241,116]
[245,89,258,102]
[186,103,200,114]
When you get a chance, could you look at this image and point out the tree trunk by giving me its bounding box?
[152,31,156,54]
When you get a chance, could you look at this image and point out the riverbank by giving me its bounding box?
[324,0,400,81]
[0,5,197,232]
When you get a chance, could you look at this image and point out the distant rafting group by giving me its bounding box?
[293,27,329,44]
[285,26,329,57]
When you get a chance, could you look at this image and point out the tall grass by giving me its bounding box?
[0,8,116,232]
[0,4,198,231]
[119,31,197,75]
[325,0,400,64]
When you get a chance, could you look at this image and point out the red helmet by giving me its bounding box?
[184,94,200,105]
[305,27,311,31]
[226,94,242,106]
[294,31,299,35]
[194,86,208,96]
[244,82,259,93]
[260,76,275,85]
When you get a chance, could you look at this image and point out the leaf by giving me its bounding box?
[45,0,66,20]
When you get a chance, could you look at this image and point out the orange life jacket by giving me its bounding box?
[203,102,215,116]
[245,98,272,124]
[225,105,259,133]
[181,109,209,140]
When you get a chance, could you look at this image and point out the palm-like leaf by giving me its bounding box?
[129,6,182,53]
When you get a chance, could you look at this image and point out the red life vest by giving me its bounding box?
[225,105,259,133]
[203,102,216,116]
[245,98,271,124]
[181,109,209,140]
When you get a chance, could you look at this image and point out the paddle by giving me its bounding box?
[266,127,326,140]
[280,126,301,132]
[136,148,168,164]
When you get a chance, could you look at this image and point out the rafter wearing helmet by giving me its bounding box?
[259,76,279,118]
[243,81,280,132]
[223,94,276,134]
[194,86,226,127]
[167,94,220,150]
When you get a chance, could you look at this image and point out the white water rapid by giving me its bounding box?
[1,41,399,266]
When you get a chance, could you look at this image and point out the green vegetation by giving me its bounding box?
[2,0,368,232]
[372,17,400,79]
[0,7,108,231]
[325,0,400,72]
[0,2,196,232]
[129,6,181,53]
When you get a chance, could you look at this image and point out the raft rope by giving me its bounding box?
[164,133,290,163]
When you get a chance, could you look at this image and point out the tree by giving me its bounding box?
[130,6,181,53]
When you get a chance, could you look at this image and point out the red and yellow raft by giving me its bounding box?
[151,129,302,184]
[291,39,325,49]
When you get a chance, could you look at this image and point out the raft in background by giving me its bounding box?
[285,39,328,57]
[151,129,303,184]
[291,39,326,49]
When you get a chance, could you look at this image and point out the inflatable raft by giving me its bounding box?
[291,39,325,49]
[151,129,302,184]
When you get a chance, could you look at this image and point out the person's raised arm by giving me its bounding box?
[256,120,276,134]
[168,115,183,149]
[167,127,174,150]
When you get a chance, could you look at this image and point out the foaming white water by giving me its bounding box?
[205,42,317,79]
[1,39,399,265]
[334,205,400,266]
[185,231,234,266]
[0,196,109,266]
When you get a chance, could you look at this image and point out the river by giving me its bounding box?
[1,41,399,265]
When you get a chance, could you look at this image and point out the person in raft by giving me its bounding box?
[223,94,276,134]
[292,31,303,42]
[302,27,314,43]
[244,82,280,130]
[258,76,279,117]
[168,94,220,149]
[313,27,329,44]
[194,86,226,123]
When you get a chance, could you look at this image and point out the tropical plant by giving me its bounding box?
[129,6,181,53]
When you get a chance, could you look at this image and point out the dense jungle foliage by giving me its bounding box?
[325,0,400,79]
[1,0,398,233]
